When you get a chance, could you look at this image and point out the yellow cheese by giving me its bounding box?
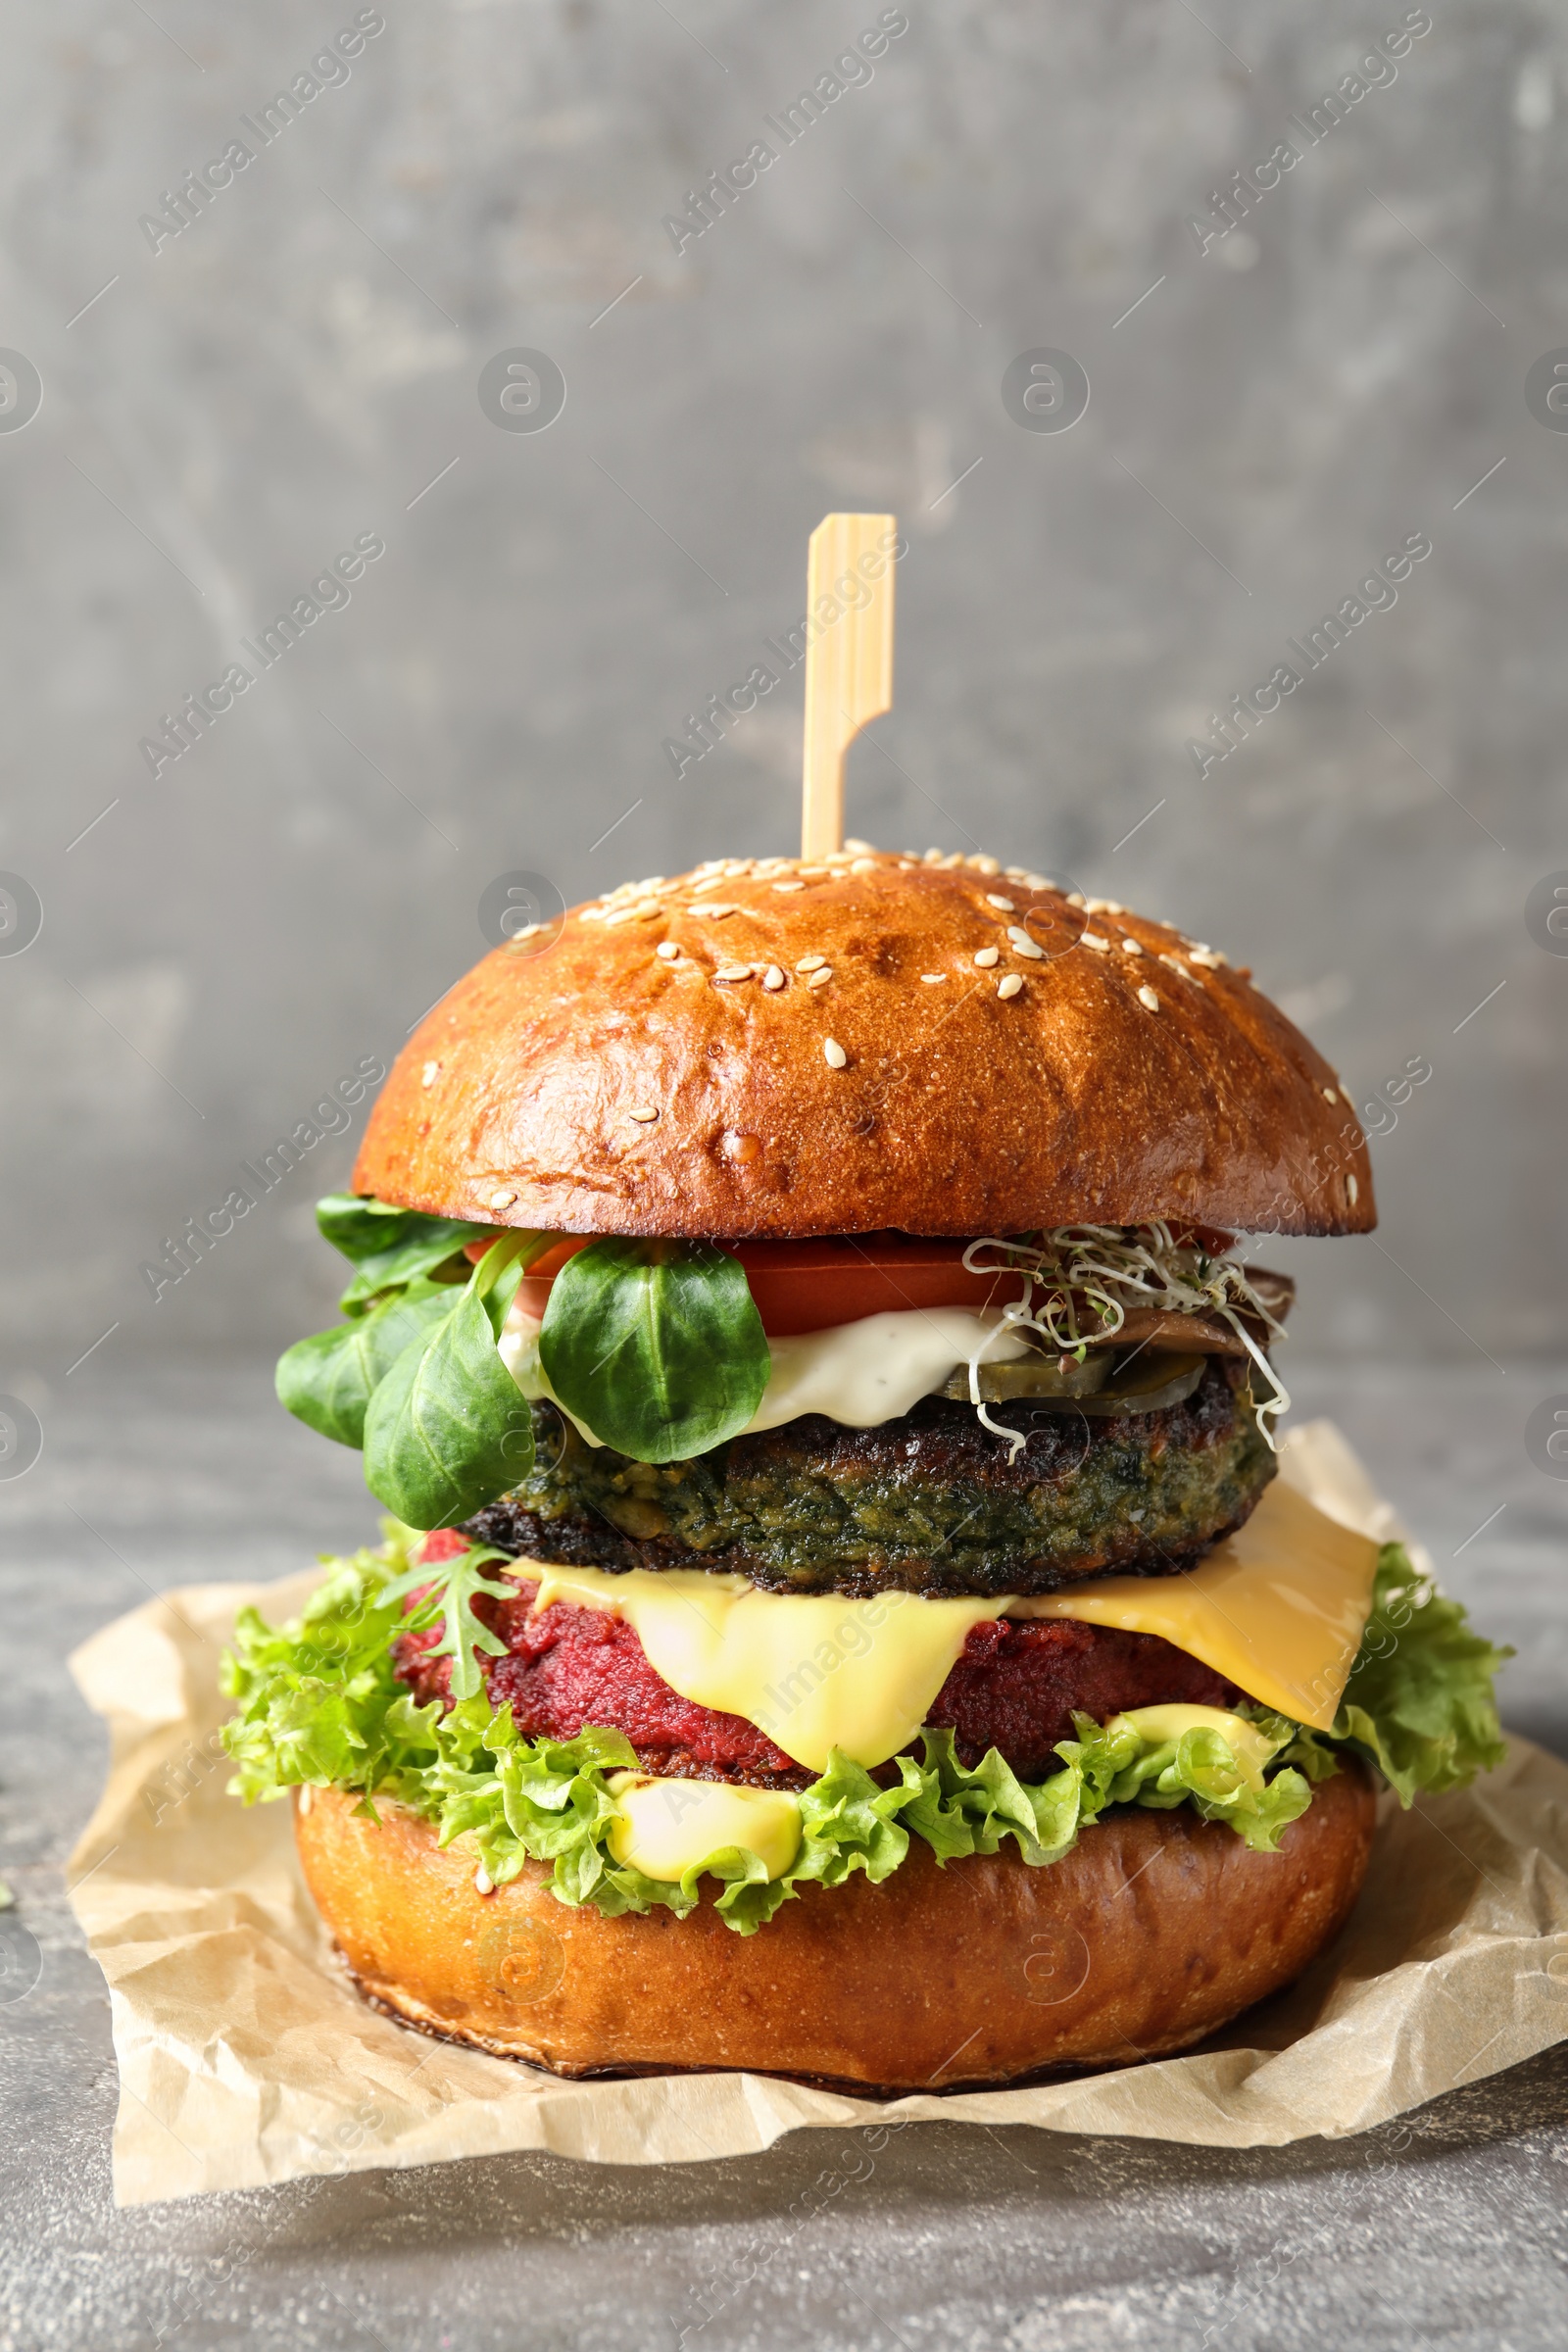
[1102,1705,1282,1788]
[530,1478,1378,1771]
[531,1564,1004,1774]
[606,1772,802,1883]
[1012,1480,1379,1732]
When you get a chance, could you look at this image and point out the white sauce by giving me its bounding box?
[499,1302,1031,1444]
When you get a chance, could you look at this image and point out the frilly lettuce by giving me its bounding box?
[220,1535,1509,1936]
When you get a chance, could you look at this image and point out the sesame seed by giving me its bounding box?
[714,963,753,983]
[823,1037,848,1069]
[1347,1173,1359,1206]
[508,922,543,943]
[1006,928,1045,960]
[920,972,947,983]
[1322,1085,1338,1103]
[997,973,1024,1000]
[844,838,875,855]
[1087,898,1125,916]
[796,954,827,972]
[973,947,1001,968]
[487,1188,518,1208]
[1189,949,1223,969]
[1137,986,1160,1012]
[986,894,1016,912]
[772,881,805,893]
[722,860,751,876]
[628,1104,660,1122]
[421,1060,441,1087]
[798,865,830,879]
[939,851,964,869]
[922,849,943,864]
[1081,931,1110,953]
[1025,873,1054,891]
[849,857,877,874]
[761,965,786,991]
[1064,891,1086,908]
[692,903,738,919]
[656,941,680,961]
[807,965,833,989]
[474,1866,495,1896]
[1158,954,1187,975]
[1121,937,1144,956]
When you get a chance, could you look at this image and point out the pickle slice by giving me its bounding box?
[936,1349,1111,1403]
[937,1348,1206,1414]
[1069,1350,1206,1416]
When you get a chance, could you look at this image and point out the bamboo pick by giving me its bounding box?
[800,513,896,858]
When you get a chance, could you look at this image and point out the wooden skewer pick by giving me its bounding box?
[800,512,896,858]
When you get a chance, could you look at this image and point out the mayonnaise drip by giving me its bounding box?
[499,1302,1030,1444]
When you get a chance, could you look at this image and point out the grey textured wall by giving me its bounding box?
[1,0,1564,1412]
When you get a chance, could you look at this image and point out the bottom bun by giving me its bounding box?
[295,1764,1375,2091]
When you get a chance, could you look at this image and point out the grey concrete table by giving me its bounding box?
[2,1359,1566,2352]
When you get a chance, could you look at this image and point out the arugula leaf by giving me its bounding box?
[376,1543,520,1702]
[1324,1543,1511,1801]
[275,1278,455,1448]
[314,1196,482,1316]
[363,1236,547,1529]
[538,1238,769,1463]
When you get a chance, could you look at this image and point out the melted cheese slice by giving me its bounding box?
[1010,1479,1379,1731]
[1102,1705,1283,1787]
[532,1564,1004,1774]
[606,1772,802,1882]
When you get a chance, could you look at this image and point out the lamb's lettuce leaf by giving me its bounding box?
[314,1194,480,1315]
[363,1236,548,1529]
[537,1238,769,1464]
[274,1277,456,1448]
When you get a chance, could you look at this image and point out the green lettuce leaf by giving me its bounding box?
[1318,1542,1511,1801]
[220,1535,1509,1935]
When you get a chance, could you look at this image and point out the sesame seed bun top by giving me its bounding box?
[352,848,1374,1239]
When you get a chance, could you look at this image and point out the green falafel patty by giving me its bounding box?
[461,1355,1273,1597]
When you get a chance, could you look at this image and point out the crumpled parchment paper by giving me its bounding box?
[66,1422,1568,2205]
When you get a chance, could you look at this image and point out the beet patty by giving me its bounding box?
[393,1562,1242,1787]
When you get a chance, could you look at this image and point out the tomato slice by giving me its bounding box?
[463,1231,1031,1337]
[461,1224,1239,1337]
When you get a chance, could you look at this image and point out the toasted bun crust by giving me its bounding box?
[354,854,1372,1238]
[294,1765,1375,2090]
